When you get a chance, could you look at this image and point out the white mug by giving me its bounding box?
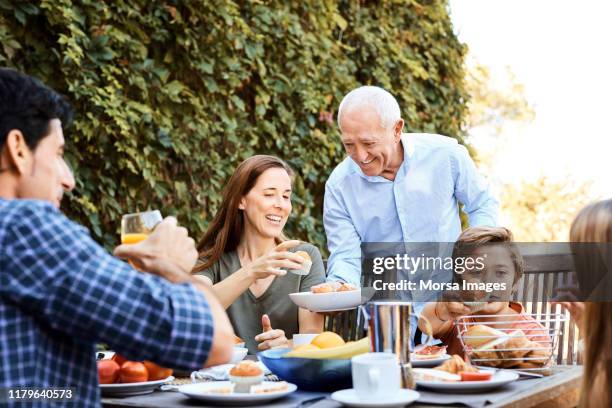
[351,352,400,400]
[292,334,318,347]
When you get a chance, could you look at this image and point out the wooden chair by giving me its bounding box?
[517,252,580,365]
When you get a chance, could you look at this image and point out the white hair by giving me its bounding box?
[337,86,401,130]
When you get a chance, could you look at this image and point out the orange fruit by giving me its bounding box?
[143,361,173,381]
[311,332,345,349]
[119,361,148,383]
[97,359,120,384]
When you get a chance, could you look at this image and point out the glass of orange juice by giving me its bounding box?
[121,210,163,245]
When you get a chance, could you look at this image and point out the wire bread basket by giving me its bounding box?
[456,313,567,375]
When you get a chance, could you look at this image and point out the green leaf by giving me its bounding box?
[153,67,170,83]
[165,80,184,97]
[14,9,25,25]
[332,13,347,31]
[198,61,214,74]
[230,95,245,111]
[158,129,173,148]
[174,181,188,199]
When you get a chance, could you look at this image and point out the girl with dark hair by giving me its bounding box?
[194,155,325,353]
[562,199,612,407]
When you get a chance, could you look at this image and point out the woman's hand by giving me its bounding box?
[255,314,288,350]
[243,240,304,280]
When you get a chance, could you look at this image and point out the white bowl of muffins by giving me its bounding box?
[289,282,362,312]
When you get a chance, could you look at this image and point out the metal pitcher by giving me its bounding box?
[359,301,417,389]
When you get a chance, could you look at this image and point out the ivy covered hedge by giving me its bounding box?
[0,0,468,252]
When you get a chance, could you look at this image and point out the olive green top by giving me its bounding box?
[196,242,325,354]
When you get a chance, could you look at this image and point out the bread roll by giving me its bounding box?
[473,359,499,368]
[523,345,550,365]
[499,359,522,368]
[496,330,532,360]
[337,282,357,292]
[311,283,334,293]
[464,325,507,348]
[471,340,502,362]
[470,329,517,363]
[295,251,311,262]
[514,361,542,369]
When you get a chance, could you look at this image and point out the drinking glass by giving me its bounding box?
[121,210,163,245]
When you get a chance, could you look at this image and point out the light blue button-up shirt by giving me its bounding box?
[324,133,499,285]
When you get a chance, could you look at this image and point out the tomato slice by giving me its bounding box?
[459,371,493,381]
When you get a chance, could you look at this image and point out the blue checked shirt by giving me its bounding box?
[0,199,215,407]
[324,133,499,285]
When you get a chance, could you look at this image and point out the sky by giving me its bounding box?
[449,0,612,198]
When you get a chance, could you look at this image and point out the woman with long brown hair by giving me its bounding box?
[193,155,325,354]
[560,199,612,407]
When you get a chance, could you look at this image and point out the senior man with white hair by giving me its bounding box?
[324,86,499,286]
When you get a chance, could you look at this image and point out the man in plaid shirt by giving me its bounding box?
[0,69,234,407]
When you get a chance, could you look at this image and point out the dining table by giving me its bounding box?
[102,362,582,408]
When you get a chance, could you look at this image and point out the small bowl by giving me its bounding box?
[230,347,249,364]
[258,348,352,391]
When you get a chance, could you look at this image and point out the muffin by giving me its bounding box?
[293,251,312,275]
[228,361,263,393]
[311,282,334,293]
[337,282,357,292]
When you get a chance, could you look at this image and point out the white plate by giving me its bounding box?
[100,376,174,397]
[179,381,297,405]
[289,290,363,312]
[410,353,451,367]
[415,370,519,392]
[331,388,420,407]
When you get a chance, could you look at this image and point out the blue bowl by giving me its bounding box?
[258,348,352,391]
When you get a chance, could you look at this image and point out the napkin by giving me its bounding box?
[190,362,271,381]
